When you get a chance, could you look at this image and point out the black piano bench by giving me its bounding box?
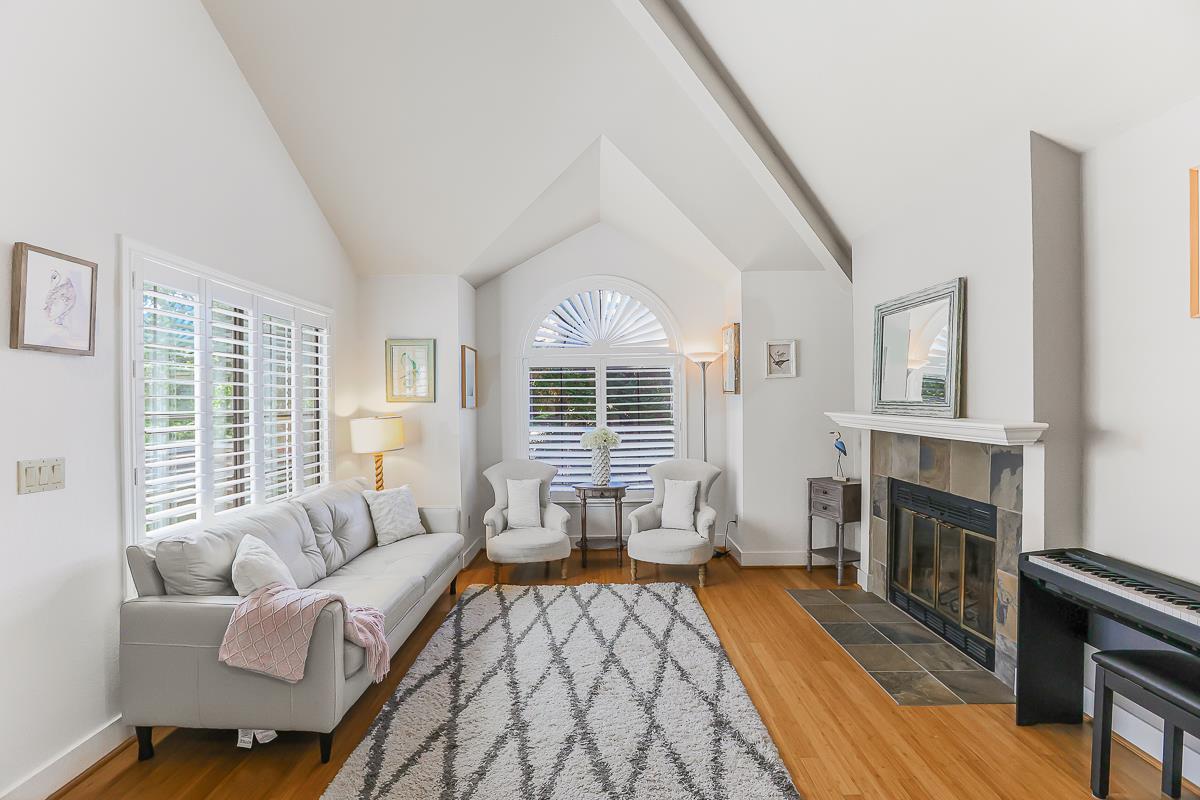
[1090,649,1200,799]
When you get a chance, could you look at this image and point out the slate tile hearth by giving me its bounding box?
[786,588,1015,707]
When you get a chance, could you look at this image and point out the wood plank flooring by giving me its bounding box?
[53,551,1196,799]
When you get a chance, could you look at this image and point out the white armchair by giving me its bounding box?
[482,460,572,583]
[627,458,723,586]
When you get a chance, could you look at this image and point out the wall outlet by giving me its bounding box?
[17,457,65,494]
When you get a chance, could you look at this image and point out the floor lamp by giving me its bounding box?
[685,352,721,462]
[350,415,406,490]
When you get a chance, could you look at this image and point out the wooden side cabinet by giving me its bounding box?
[807,477,862,586]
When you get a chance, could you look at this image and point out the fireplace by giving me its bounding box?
[888,479,998,669]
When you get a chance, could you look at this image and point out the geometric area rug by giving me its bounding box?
[322,583,802,800]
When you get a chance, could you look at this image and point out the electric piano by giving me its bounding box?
[1017,549,1200,725]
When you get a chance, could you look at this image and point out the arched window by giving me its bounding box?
[523,284,683,496]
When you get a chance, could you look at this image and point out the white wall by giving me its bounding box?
[352,276,476,538]
[851,132,1036,420]
[0,2,356,797]
[1082,96,1200,579]
[474,222,737,543]
[1080,95,1200,783]
[733,271,854,564]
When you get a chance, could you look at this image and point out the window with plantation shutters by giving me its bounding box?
[141,280,203,533]
[523,284,683,498]
[125,244,334,542]
[528,366,598,491]
[605,364,676,491]
[261,313,295,502]
[299,322,331,489]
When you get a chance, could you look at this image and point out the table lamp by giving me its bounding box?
[350,415,405,490]
[685,352,722,462]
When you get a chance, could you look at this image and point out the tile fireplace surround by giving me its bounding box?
[869,432,1024,687]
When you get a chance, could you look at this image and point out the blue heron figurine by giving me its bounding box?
[830,431,848,480]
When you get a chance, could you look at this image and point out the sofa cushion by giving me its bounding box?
[344,641,365,678]
[155,503,326,595]
[231,535,297,596]
[295,478,377,572]
[309,570,423,636]
[333,533,464,592]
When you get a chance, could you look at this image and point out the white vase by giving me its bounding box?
[591,446,611,486]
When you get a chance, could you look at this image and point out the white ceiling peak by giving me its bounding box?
[201,0,832,281]
[466,135,739,286]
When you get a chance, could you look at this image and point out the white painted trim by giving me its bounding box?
[726,534,809,566]
[825,411,1048,446]
[462,534,484,568]
[0,716,128,800]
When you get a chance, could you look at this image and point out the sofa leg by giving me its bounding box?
[449,577,457,595]
[699,564,707,587]
[544,561,550,578]
[135,726,154,761]
[319,732,333,764]
[630,559,637,581]
[561,558,568,579]
[492,563,500,584]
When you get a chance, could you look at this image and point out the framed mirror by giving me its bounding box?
[872,278,965,417]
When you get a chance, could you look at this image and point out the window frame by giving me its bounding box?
[119,237,335,547]
[519,279,688,502]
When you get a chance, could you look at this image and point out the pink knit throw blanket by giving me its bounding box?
[218,584,389,684]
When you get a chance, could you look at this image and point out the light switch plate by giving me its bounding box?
[17,458,65,494]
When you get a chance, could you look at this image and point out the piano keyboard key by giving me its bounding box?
[1029,554,1200,628]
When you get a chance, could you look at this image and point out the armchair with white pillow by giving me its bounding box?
[482,459,572,582]
[627,458,723,586]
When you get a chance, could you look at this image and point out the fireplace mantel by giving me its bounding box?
[824,411,1048,446]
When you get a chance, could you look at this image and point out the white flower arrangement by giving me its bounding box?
[580,426,621,450]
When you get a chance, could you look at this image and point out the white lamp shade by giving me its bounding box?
[350,416,405,454]
[686,351,722,364]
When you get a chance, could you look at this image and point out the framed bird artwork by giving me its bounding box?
[764,339,797,378]
[10,243,98,356]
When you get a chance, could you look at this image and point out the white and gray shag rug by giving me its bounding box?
[323,582,801,800]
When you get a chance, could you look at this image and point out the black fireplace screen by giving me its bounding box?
[889,480,998,667]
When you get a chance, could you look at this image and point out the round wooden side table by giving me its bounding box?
[573,482,628,567]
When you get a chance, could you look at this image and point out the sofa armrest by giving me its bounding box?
[543,502,570,534]
[696,504,718,544]
[120,594,346,732]
[629,503,661,536]
[419,506,460,534]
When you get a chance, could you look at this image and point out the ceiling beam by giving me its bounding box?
[612,0,852,282]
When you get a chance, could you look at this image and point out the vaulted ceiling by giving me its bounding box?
[202,0,1200,281]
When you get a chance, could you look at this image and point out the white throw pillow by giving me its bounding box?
[506,478,543,529]
[363,485,427,546]
[231,535,297,596]
[661,479,700,531]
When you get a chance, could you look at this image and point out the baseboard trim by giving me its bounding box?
[1083,685,1200,787]
[1,716,129,800]
[462,534,484,567]
[724,536,809,567]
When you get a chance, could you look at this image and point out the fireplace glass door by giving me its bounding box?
[962,532,995,640]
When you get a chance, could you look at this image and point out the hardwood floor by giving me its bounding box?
[55,551,1196,800]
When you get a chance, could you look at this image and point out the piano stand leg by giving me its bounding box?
[1163,723,1184,799]
[1017,573,1087,725]
[1090,667,1113,799]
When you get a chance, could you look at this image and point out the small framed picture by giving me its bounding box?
[386,338,436,402]
[10,243,98,356]
[461,344,477,409]
[765,339,797,378]
[721,322,741,394]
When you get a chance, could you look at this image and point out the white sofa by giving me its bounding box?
[120,477,463,763]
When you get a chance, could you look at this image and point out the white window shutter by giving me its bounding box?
[527,365,597,491]
[261,311,296,502]
[299,320,330,489]
[605,364,677,491]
